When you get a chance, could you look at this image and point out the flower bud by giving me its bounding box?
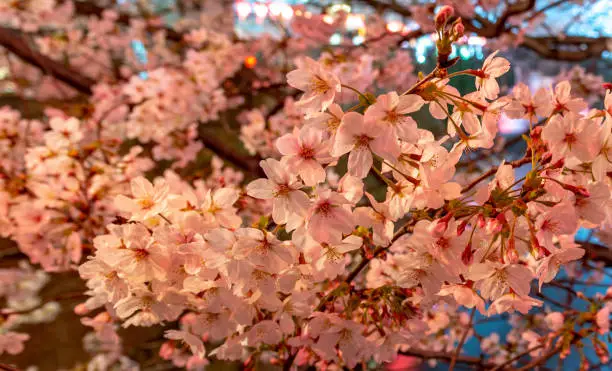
[74,303,89,315]
[563,183,590,197]
[551,158,565,169]
[457,220,468,235]
[505,238,519,264]
[453,21,464,38]
[477,214,486,228]
[435,6,454,27]
[461,243,473,265]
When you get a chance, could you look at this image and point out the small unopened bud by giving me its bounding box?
[477,214,486,228]
[461,243,473,265]
[564,184,590,197]
[74,303,89,315]
[457,220,468,235]
[530,235,545,258]
[505,239,519,264]
[486,218,503,234]
[453,21,464,38]
[551,158,565,169]
[433,213,453,235]
[579,358,590,371]
[435,5,454,27]
[433,220,448,235]
[594,338,610,364]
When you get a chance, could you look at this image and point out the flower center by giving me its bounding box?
[275,184,291,197]
[354,134,372,148]
[311,76,330,94]
[563,132,577,146]
[385,110,401,125]
[316,200,333,216]
[137,198,155,210]
[133,248,149,261]
[299,146,315,159]
[435,237,450,250]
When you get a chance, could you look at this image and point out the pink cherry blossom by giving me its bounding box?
[475,50,510,100]
[332,112,399,178]
[246,158,310,224]
[276,126,329,186]
[364,92,424,143]
[287,57,341,114]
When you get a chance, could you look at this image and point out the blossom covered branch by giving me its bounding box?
[0,1,610,371]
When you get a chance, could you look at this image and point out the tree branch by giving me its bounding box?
[399,349,491,368]
[0,26,265,177]
[357,0,610,61]
[0,26,94,95]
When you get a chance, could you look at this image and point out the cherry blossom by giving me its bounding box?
[0,3,610,370]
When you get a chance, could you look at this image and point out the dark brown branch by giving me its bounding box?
[449,308,476,371]
[515,344,562,371]
[0,26,265,177]
[399,349,491,368]
[520,35,609,62]
[493,0,537,36]
[197,128,264,178]
[357,0,610,61]
[0,26,94,95]
[582,242,612,266]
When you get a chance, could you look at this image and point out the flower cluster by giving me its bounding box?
[0,1,610,370]
[78,21,612,370]
[0,106,153,271]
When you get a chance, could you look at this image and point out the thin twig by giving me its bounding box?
[449,307,476,371]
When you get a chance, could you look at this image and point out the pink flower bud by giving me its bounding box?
[74,303,89,315]
[461,243,473,265]
[159,342,175,358]
[432,213,453,235]
[435,6,454,27]
[505,239,519,264]
[453,22,464,37]
[545,312,564,331]
[551,158,565,169]
[564,184,590,197]
[477,214,486,228]
[457,220,468,235]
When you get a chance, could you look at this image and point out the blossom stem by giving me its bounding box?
[371,165,396,188]
[440,90,487,111]
[490,344,545,371]
[448,307,476,371]
[341,84,371,104]
[374,155,420,186]
[445,70,475,79]
[433,99,470,142]
[401,66,438,96]
[158,213,173,224]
